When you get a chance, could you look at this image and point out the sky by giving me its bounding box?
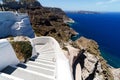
[39,0,120,12]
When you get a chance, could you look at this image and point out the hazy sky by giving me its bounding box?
[39,0,120,12]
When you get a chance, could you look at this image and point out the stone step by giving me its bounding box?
[0,75,13,80]
[39,51,55,54]
[36,43,52,50]
[17,63,55,76]
[35,59,55,64]
[34,59,55,65]
[26,61,55,70]
[38,54,55,57]
[38,55,55,59]
[35,45,44,50]
[21,63,54,72]
[36,57,56,62]
[35,45,45,53]
[2,66,54,80]
[38,53,55,56]
[39,49,55,54]
[35,43,48,49]
[0,73,24,80]
[35,43,49,53]
[39,55,55,59]
[29,54,55,62]
[37,56,56,61]
[38,46,54,53]
[30,53,55,61]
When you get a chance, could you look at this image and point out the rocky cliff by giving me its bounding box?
[1,0,120,80]
[64,37,120,80]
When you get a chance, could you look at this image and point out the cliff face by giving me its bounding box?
[75,37,114,80]
[26,7,76,42]
[64,37,120,80]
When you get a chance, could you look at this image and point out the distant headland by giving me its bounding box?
[66,10,100,14]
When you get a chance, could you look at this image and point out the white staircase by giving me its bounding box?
[0,37,73,80]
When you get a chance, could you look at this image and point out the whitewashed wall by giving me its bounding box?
[31,36,73,80]
[0,39,19,71]
[0,11,35,38]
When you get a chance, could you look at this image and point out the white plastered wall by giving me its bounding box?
[0,39,20,71]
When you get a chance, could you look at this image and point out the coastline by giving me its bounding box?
[0,0,120,79]
[66,12,120,68]
[68,21,120,68]
[65,12,120,79]
[100,48,120,68]
[64,18,75,24]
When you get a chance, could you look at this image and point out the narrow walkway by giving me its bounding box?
[1,40,56,80]
[0,37,73,80]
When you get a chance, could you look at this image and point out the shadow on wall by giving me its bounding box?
[85,61,98,80]
[72,49,86,80]
[0,11,35,39]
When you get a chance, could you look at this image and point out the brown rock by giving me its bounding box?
[110,68,120,80]
[75,37,100,56]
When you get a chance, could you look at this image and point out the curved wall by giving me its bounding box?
[0,39,19,71]
[0,11,35,38]
[31,36,73,80]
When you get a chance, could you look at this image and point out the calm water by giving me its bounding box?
[66,12,120,68]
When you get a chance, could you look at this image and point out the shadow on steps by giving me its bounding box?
[29,53,39,61]
[1,66,17,75]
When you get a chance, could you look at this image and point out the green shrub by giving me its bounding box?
[10,41,32,62]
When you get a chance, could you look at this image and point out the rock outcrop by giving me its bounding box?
[75,37,115,80]
[110,68,120,80]
[26,7,77,43]
[63,37,120,80]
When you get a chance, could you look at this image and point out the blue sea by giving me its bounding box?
[66,12,120,68]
